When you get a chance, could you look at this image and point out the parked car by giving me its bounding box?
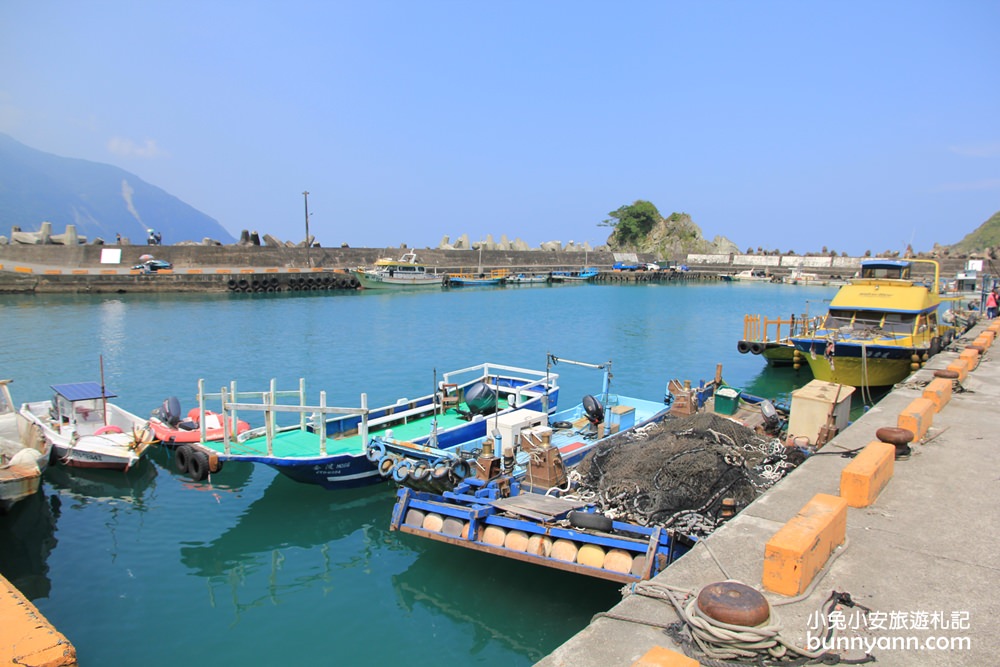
[132,259,173,273]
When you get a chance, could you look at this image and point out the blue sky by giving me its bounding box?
[2,1,998,255]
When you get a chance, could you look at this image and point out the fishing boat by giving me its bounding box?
[506,272,550,285]
[550,268,598,282]
[736,313,822,366]
[446,270,507,287]
[0,379,50,512]
[385,356,690,583]
[19,382,154,470]
[731,269,773,282]
[789,259,965,388]
[173,363,560,489]
[351,252,444,289]
[148,389,251,444]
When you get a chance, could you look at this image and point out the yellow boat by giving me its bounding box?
[789,259,964,388]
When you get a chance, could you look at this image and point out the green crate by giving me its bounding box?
[714,386,740,415]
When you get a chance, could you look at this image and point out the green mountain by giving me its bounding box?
[0,133,234,244]
[947,210,1000,256]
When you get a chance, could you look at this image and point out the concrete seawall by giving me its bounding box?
[538,320,1000,667]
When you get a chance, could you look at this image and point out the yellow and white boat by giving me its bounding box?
[789,259,964,388]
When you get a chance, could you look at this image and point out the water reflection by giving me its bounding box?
[391,538,621,662]
[0,488,60,600]
[180,475,397,618]
[45,459,158,508]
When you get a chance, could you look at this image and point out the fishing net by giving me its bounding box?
[569,413,804,536]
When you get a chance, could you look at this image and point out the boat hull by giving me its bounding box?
[790,341,922,387]
[350,270,442,289]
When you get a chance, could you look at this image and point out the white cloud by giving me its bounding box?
[107,136,166,159]
[947,142,1000,158]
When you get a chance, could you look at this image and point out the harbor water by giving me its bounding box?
[0,280,838,666]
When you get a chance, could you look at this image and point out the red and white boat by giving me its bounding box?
[149,397,250,445]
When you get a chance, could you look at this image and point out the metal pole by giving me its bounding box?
[303,190,310,246]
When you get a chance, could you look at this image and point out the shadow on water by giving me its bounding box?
[44,459,159,508]
[0,488,60,600]
[391,535,623,662]
[147,444,256,492]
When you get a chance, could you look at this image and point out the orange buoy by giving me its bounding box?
[483,525,507,546]
[422,513,444,532]
[603,549,633,574]
[576,543,606,568]
[550,539,579,562]
[526,534,552,557]
[504,530,530,552]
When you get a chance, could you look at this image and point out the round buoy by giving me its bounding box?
[576,543,606,568]
[526,534,552,557]
[404,509,426,527]
[630,554,648,576]
[504,530,529,552]
[696,581,770,627]
[875,427,914,446]
[603,549,634,574]
[550,539,579,562]
[442,517,467,538]
[483,525,507,546]
[421,513,444,532]
[933,369,960,380]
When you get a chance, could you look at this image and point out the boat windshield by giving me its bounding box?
[881,312,917,335]
[861,264,910,280]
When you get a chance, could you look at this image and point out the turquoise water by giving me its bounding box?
[0,281,838,666]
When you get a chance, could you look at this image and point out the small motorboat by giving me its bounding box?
[0,379,51,512]
[150,396,250,445]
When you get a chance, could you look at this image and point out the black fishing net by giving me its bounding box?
[569,413,804,536]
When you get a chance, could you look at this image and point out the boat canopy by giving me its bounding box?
[50,382,117,402]
[860,260,911,280]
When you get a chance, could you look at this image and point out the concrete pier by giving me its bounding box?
[0,574,76,666]
[538,320,1000,667]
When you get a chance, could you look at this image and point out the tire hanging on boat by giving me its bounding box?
[175,445,193,474]
[737,341,751,354]
[749,342,765,355]
[188,450,210,481]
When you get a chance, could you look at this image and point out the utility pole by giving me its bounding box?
[303,191,310,246]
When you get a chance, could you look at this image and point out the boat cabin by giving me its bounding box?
[859,260,911,280]
[822,308,937,337]
[49,383,114,433]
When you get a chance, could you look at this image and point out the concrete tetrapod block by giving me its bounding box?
[840,441,895,508]
[897,396,935,441]
[763,493,847,596]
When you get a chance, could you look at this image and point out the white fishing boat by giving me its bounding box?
[20,382,153,471]
[0,379,50,512]
[351,252,444,289]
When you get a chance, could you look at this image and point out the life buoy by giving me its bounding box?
[737,341,751,354]
[749,342,765,355]
[95,425,124,435]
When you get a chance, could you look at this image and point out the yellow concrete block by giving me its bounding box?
[0,574,77,667]
[763,493,847,596]
[631,646,700,667]
[840,441,895,508]
[897,397,935,440]
[947,359,970,382]
[922,377,952,412]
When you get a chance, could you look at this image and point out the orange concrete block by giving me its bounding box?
[187,268,203,274]
[974,334,992,349]
[43,269,61,275]
[840,441,895,508]
[763,493,847,596]
[980,330,996,345]
[987,322,1000,335]
[631,646,700,667]
[239,268,254,273]
[959,348,979,368]
[897,397,935,440]
[0,574,77,666]
[99,269,117,274]
[70,269,88,275]
[922,377,952,412]
[14,266,33,273]
[265,268,279,273]
[947,359,970,382]
[216,269,232,274]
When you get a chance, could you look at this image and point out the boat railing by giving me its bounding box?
[743,314,821,343]
[200,378,369,457]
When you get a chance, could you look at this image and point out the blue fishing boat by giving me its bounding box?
[550,268,598,282]
[383,356,692,582]
[169,363,560,489]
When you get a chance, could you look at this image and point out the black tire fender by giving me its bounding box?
[175,445,193,473]
[188,450,210,481]
[737,340,751,354]
[568,510,613,533]
[749,342,765,355]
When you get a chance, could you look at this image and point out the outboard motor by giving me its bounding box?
[582,394,605,425]
[463,382,498,416]
[151,396,182,427]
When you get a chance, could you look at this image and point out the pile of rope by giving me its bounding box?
[569,413,803,535]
